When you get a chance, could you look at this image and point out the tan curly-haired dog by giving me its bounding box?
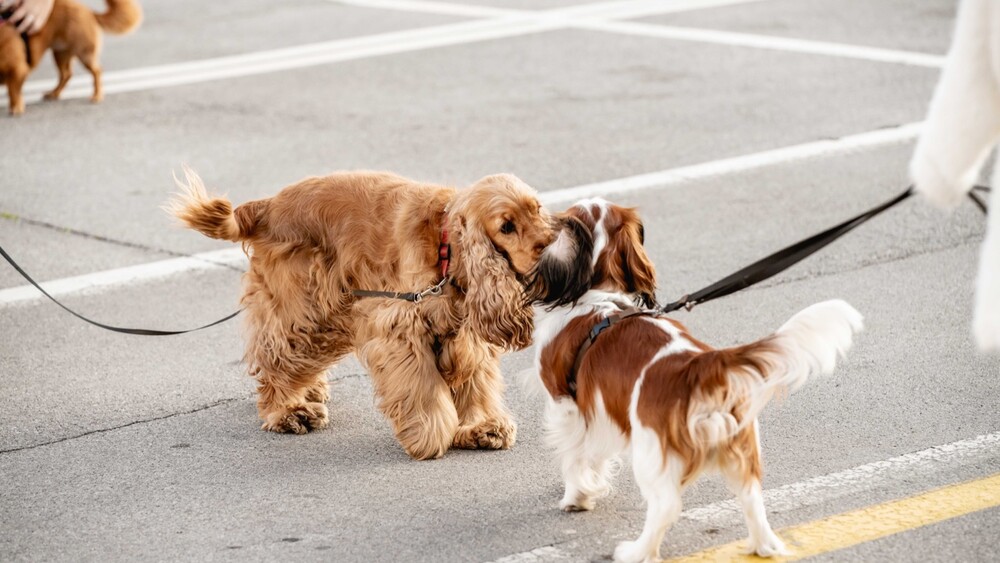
[169,169,555,460]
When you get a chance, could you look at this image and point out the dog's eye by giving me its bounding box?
[500,220,516,235]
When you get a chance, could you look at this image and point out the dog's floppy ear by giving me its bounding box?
[600,212,657,309]
[451,207,534,351]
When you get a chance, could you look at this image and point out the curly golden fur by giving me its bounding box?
[168,168,555,460]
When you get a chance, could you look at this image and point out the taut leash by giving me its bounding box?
[660,185,991,314]
[0,244,241,336]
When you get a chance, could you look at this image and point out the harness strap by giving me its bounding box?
[567,307,659,399]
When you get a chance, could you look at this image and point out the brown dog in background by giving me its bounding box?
[0,0,141,116]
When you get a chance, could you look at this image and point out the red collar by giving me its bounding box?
[437,224,451,279]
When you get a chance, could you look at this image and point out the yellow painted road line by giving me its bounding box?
[671,473,1000,562]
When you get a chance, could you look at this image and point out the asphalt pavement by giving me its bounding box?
[2,0,998,561]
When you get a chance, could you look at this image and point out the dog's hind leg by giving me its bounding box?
[614,431,684,563]
[43,50,73,101]
[719,422,787,557]
[247,316,351,435]
[77,48,102,103]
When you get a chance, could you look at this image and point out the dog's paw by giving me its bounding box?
[559,496,594,512]
[452,417,516,450]
[90,93,103,104]
[745,532,788,558]
[261,402,329,434]
[613,540,657,563]
[9,104,24,116]
[43,91,60,101]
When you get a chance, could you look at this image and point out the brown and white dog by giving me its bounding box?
[169,169,555,460]
[0,0,141,115]
[528,198,863,562]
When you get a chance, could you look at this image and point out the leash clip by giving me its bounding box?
[415,277,449,303]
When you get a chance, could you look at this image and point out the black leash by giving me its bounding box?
[0,244,241,336]
[661,185,991,314]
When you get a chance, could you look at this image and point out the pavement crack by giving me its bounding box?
[0,212,246,273]
[0,394,254,455]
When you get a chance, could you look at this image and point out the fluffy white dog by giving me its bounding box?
[910,0,1000,352]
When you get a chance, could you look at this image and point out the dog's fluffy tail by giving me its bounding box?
[166,167,259,243]
[95,0,142,35]
[687,300,863,446]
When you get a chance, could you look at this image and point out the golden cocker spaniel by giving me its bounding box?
[169,169,555,460]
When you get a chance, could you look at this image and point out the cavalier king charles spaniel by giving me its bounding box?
[169,169,555,460]
[528,199,863,562]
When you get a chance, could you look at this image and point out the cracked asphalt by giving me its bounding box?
[1,0,999,561]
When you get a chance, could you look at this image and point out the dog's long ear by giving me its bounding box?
[604,214,657,308]
[452,210,534,351]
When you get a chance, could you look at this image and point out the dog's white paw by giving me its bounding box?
[613,540,658,563]
[745,532,788,558]
[559,495,594,512]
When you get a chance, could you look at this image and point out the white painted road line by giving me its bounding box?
[577,20,946,68]
[6,0,944,109]
[3,0,760,108]
[1,122,922,308]
[0,248,246,308]
[539,122,923,206]
[334,0,945,67]
[682,431,1000,526]
[484,432,1000,562]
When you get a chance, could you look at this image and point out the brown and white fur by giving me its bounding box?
[528,199,863,562]
[169,169,555,460]
[0,0,141,115]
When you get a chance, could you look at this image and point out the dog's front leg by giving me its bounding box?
[356,310,459,460]
[442,329,516,450]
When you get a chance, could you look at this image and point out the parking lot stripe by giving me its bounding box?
[449,431,1000,563]
[0,248,245,308]
[331,0,945,67]
[577,20,946,68]
[539,121,923,205]
[670,473,1000,561]
[0,121,922,307]
[3,0,761,108]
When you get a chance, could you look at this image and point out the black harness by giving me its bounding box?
[566,307,660,399]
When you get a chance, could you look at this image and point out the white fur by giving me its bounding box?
[543,228,578,263]
[909,0,1000,351]
[732,299,864,435]
[573,198,611,268]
